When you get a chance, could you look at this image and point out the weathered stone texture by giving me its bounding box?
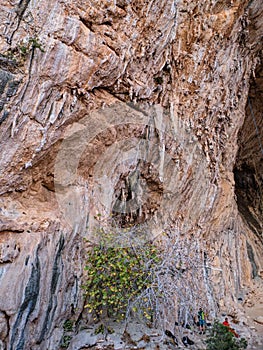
[0,0,262,349]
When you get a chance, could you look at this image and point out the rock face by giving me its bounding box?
[0,0,262,349]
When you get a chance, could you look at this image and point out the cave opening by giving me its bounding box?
[112,160,163,228]
[234,59,263,246]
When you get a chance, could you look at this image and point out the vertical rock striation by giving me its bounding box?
[0,0,262,349]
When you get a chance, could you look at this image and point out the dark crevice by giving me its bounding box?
[79,17,94,32]
[16,0,31,19]
[41,182,55,192]
[19,48,35,105]
[246,241,258,279]
[0,110,9,124]
[8,0,31,44]
[10,246,41,350]
[0,55,17,69]
[112,161,163,227]
[0,229,24,234]
[4,310,10,342]
[234,59,263,246]
[37,234,65,344]
[101,21,112,26]
[103,41,120,57]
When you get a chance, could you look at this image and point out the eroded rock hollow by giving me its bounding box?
[0,0,262,349]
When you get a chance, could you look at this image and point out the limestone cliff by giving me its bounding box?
[0,0,262,349]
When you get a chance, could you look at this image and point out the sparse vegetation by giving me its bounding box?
[206,320,247,350]
[60,335,72,348]
[60,319,74,348]
[94,323,114,335]
[154,76,163,84]
[3,36,44,65]
[63,319,74,332]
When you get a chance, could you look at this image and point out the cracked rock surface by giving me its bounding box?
[0,0,262,349]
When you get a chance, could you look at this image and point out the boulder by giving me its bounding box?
[67,330,98,350]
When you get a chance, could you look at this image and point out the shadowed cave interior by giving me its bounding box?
[234,59,263,248]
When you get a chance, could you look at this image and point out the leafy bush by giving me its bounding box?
[82,234,160,321]
[4,36,44,64]
[206,320,247,350]
[82,223,216,327]
[63,319,74,332]
[94,323,114,334]
[60,335,72,348]
[60,319,74,348]
[82,223,163,320]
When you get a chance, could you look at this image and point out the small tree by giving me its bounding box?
[206,320,247,350]
[82,221,214,328]
[82,228,160,321]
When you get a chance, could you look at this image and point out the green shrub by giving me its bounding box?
[63,319,74,332]
[206,320,247,350]
[94,323,115,334]
[154,76,163,84]
[82,232,160,321]
[4,36,44,64]
[82,223,215,327]
[60,335,72,348]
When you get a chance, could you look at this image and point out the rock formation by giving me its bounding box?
[0,0,262,349]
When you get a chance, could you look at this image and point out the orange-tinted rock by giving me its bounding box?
[0,0,262,349]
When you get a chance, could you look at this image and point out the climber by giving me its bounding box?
[222,317,239,338]
[198,308,206,334]
[222,317,230,327]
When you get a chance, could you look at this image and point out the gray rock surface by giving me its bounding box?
[0,0,262,349]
